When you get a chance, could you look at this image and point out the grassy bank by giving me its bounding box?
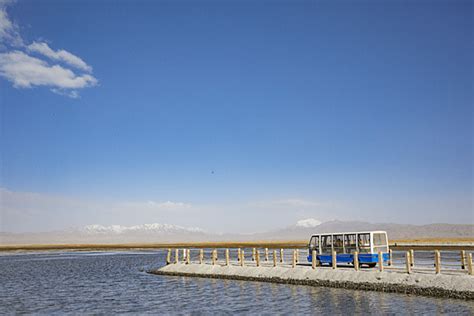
[0,241,306,252]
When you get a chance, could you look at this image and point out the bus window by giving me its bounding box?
[320,235,332,254]
[372,232,388,253]
[309,236,319,252]
[333,234,344,253]
[344,234,357,254]
[358,233,371,253]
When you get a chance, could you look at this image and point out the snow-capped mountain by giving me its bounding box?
[295,218,321,228]
[0,223,209,244]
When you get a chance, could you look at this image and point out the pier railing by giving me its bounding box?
[165,247,473,276]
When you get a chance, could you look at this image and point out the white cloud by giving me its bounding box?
[0,1,97,98]
[27,41,92,73]
[146,200,192,209]
[0,0,22,47]
[0,51,97,95]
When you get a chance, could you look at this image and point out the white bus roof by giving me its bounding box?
[310,231,387,237]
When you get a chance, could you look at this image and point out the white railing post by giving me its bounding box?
[406,251,411,274]
[354,251,359,271]
[378,251,383,272]
[468,253,473,275]
[435,250,441,274]
[166,248,171,265]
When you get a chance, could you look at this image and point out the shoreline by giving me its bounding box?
[1,240,473,252]
[150,263,474,300]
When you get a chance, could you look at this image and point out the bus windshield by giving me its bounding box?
[372,232,388,253]
[309,236,319,252]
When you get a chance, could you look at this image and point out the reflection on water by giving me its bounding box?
[0,251,473,314]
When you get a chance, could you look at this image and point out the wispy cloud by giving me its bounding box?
[253,198,327,209]
[273,198,324,208]
[27,41,93,73]
[50,88,80,99]
[146,200,192,209]
[0,0,22,47]
[0,1,97,98]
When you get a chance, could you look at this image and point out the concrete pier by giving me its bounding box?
[150,262,474,300]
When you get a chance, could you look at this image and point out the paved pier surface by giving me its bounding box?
[150,262,474,300]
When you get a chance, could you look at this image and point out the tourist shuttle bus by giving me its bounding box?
[307,231,389,267]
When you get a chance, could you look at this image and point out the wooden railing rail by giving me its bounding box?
[165,247,473,275]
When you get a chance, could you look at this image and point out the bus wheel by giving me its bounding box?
[367,263,377,268]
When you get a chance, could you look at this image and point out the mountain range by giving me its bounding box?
[1,219,472,244]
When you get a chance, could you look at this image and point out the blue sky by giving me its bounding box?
[0,0,472,233]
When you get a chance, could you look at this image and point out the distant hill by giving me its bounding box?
[1,219,472,245]
[248,220,474,241]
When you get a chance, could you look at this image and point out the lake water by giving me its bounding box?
[1,251,473,314]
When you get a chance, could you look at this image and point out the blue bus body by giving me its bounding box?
[307,253,390,265]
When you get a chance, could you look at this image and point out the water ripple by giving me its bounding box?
[0,251,472,314]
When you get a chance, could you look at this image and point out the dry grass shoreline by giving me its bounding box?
[1,238,473,252]
[0,241,304,252]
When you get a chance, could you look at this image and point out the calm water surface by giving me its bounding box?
[1,251,472,314]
